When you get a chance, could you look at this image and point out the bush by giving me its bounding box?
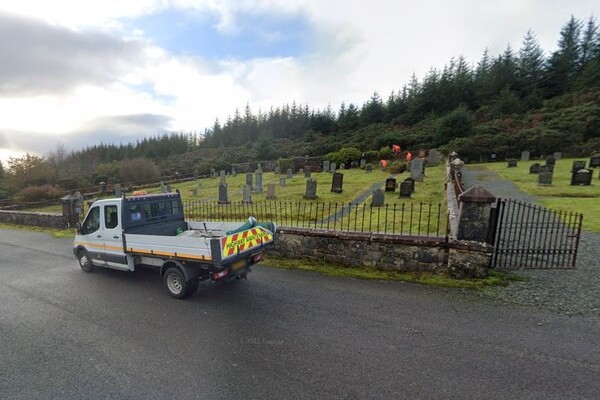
[119,158,161,184]
[277,158,295,172]
[19,185,64,202]
[325,147,362,165]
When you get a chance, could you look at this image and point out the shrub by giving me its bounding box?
[19,184,64,202]
[119,158,161,184]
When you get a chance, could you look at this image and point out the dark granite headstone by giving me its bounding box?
[572,161,586,173]
[546,156,556,166]
[589,154,600,168]
[529,163,541,174]
[242,185,252,204]
[507,159,517,168]
[371,189,384,207]
[304,179,317,200]
[403,177,415,193]
[399,181,412,198]
[385,178,397,192]
[365,164,373,173]
[538,171,553,186]
[571,169,592,186]
[245,173,253,189]
[218,183,229,204]
[254,172,263,193]
[331,173,343,193]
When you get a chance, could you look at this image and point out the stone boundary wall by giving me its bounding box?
[0,210,65,229]
[267,226,492,276]
[230,161,278,173]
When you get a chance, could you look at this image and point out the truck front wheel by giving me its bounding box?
[77,249,96,273]
[164,267,197,299]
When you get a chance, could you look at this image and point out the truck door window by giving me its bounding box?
[104,205,118,229]
[82,206,100,234]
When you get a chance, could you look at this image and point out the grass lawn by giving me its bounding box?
[478,157,600,231]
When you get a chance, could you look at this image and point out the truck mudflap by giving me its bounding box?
[208,225,274,264]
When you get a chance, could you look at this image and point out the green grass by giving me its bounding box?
[0,223,74,238]
[261,255,522,290]
[478,157,600,231]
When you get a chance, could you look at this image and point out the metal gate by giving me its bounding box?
[489,199,583,269]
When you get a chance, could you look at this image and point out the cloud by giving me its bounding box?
[0,11,145,96]
[0,133,8,147]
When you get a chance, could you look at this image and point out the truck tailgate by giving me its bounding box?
[215,226,275,262]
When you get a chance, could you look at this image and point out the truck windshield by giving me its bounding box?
[82,206,100,234]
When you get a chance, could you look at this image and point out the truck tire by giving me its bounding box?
[164,267,195,299]
[77,249,96,273]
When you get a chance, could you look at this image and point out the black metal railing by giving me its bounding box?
[184,200,447,237]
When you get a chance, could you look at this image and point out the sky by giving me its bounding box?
[0,0,598,164]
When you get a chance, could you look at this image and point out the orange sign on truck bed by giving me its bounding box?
[220,227,274,258]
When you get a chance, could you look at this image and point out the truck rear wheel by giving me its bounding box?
[164,267,196,299]
[77,249,96,273]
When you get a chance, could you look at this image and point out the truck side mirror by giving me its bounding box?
[76,222,82,234]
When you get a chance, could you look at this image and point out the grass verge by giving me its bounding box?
[0,223,74,239]
[261,255,526,290]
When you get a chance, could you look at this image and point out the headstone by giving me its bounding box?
[546,156,556,166]
[279,178,286,187]
[191,188,198,196]
[371,189,384,207]
[304,170,311,178]
[538,171,553,186]
[254,171,263,193]
[385,178,397,192]
[399,181,412,198]
[242,185,252,204]
[304,179,317,200]
[529,163,541,174]
[428,149,440,166]
[490,153,497,161]
[507,159,518,168]
[351,161,358,168]
[589,153,600,168]
[360,159,366,168]
[166,184,172,193]
[114,184,122,197]
[330,162,336,173]
[299,168,304,175]
[210,168,216,178]
[403,178,415,193]
[287,168,293,179]
[160,181,167,193]
[218,183,229,204]
[572,161,586,173]
[323,160,330,172]
[99,182,107,194]
[365,163,373,173]
[340,163,345,170]
[410,159,424,182]
[274,166,280,174]
[194,170,199,180]
[266,183,276,200]
[246,173,253,189]
[553,152,562,160]
[571,169,592,186]
[521,151,530,161]
[542,163,555,172]
[231,167,237,177]
[331,173,343,193]
[220,170,226,183]
[256,163,262,173]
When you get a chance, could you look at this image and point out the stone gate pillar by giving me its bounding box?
[60,194,79,228]
[457,186,496,241]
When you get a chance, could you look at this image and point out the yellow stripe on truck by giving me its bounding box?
[221,227,273,258]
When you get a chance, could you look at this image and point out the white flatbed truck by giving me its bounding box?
[73,192,275,298]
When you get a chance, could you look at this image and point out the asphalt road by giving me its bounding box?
[1,229,599,400]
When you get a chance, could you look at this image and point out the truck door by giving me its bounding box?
[102,202,133,271]
[79,205,106,266]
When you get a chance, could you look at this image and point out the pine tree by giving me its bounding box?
[579,17,598,68]
[518,30,545,96]
[544,16,582,96]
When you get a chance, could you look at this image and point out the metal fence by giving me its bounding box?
[184,200,448,237]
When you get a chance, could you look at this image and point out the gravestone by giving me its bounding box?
[546,156,556,166]
[571,169,592,186]
[507,159,518,168]
[399,181,412,198]
[254,171,263,193]
[572,161,586,173]
[538,171,553,186]
[242,185,252,204]
[410,158,424,182]
[194,170,199,180]
[360,159,366,168]
[218,183,230,204]
[231,167,237,177]
[220,170,226,183]
[287,168,293,179]
[365,163,373,173]
[404,178,415,193]
[210,168,216,178]
[161,181,167,193]
[544,163,555,172]
[521,151,530,161]
[529,163,541,174]
[299,168,304,175]
[553,152,562,160]
[99,181,107,194]
[274,166,280,174]
[266,183,276,200]
[279,178,286,187]
[256,163,262,173]
[351,161,358,168]
[304,170,311,178]
[385,177,397,192]
[340,163,345,170]
[246,173,253,189]
[114,184,122,197]
[490,154,497,162]
[330,162,336,173]
[304,179,317,200]
[323,160,330,172]
[428,149,440,166]
[589,153,600,168]
[166,184,172,193]
[331,173,343,193]
[371,189,384,207]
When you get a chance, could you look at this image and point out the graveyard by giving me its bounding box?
[473,157,600,231]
